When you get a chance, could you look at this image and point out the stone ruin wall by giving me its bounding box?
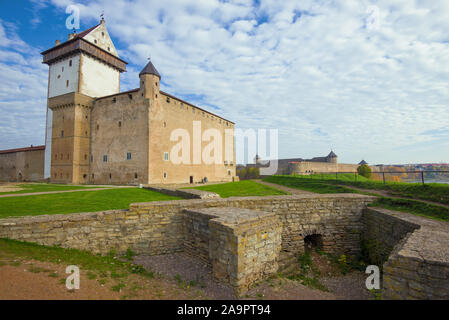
[0,194,447,298]
[0,194,374,294]
[362,208,449,300]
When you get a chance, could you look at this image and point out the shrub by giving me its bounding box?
[357,164,372,179]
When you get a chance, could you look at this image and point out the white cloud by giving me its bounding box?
[2,0,449,165]
[0,20,47,149]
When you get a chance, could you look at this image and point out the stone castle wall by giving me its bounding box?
[0,147,45,182]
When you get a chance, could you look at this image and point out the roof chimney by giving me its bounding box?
[55,40,61,46]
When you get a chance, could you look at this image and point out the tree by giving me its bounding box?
[357,164,372,179]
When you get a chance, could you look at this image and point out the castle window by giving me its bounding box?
[102,32,104,37]
[202,112,205,117]
[92,173,94,179]
[94,39,97,44]
[55,154,57,160]
[118,121,121,127]
[91,155,93,162]
[163,172,167,179]
[109,173,112,179]
[57,75,61,79]
[69,60,72,67]
[127,152,132,160]
[61,130,64,137]
[112,97,116,103]
[85,131,87,136]
[107,47,110,51]
[163,152,169,161]
[103,155,108,162]
[62,67,64,72]
[135,173,138,179]
[155,82,158,86]
[97,124,99,130]
[166,97,170,103]
[128,94,132,100]
[163,122,166,128]
[84,154,87,160]
[66,80,69,87]
[192,108,195,114]
[83,174,87,179]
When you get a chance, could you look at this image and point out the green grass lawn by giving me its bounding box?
[264,175,449,222]
[306,173,449,205]
[0,238,153,280]
[0,188,181,218]
[263,175,356,194]
[0,183,105,195]
[369,197,449,222]
[188,180,288,198]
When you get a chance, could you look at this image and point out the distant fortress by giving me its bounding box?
[247,151,372,175]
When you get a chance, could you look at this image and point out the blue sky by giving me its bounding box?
[1,0,449,165]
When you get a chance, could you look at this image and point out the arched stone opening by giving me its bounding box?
[304,234,323,252]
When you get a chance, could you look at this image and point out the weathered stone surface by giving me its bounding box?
[143,186,220,199]
[363,208,449,300]
[0,193,376,294]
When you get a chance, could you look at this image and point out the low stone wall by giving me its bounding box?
[0,194,374,294]
[143,185,220,199]
[363,208,449,300]
[185,207,282,294]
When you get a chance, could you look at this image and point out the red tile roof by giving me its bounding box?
[0,145,45,155]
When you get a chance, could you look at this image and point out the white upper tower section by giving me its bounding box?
[42,18,127,99]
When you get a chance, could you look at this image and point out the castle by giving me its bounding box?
[248,151,369,175]
[0,19,236,185]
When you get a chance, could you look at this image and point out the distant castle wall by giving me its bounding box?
[0,146,45,182]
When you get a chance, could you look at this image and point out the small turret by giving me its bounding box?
[139,60,160,100]
[326,150,338,163]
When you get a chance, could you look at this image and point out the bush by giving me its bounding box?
[357,164,372,179]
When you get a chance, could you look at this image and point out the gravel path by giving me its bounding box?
[133,253,372,300]
[134,253,236,299]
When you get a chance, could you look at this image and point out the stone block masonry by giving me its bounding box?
[184,207,282,294]
[0,194,375,294]
[363,208,449,300]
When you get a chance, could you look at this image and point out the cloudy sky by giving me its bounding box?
[0,0,448,164]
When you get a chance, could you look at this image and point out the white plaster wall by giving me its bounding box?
[79,54,120,98]
[48,55,80,98]
[83,24,119,57]
[44,108,52,178]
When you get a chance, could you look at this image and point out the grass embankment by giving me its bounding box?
[189,180,289,198]
[0,238,151,278]
[370,198,449,222]
[307,173,449,205]
[0,188,181,218]
[263,175,356,194]
[0,183,105,195]
[263,175,449,222]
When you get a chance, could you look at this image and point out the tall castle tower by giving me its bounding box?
[41,19,127,183]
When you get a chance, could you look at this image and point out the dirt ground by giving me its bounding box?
[0,251,374,300]
[0,183,23,193]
